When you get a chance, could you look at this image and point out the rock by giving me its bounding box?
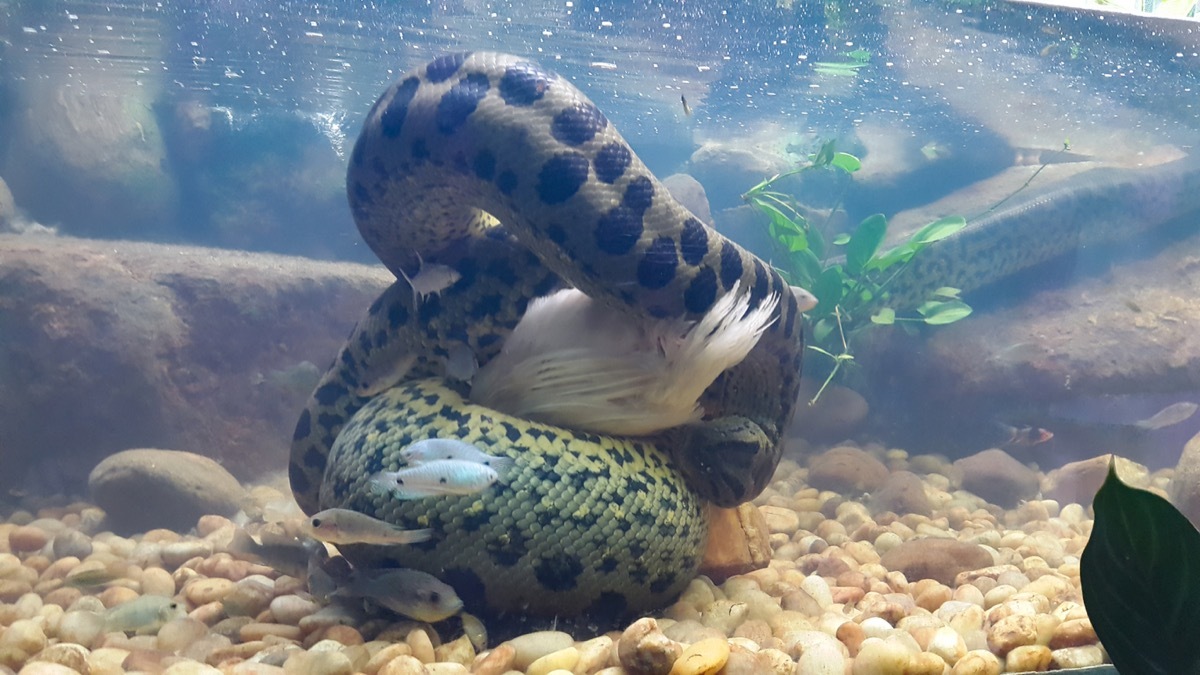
[788,383,870,442]
[688,131,798,210]
[869,470,932,516]
[618,618,682,675]
[0,176,15,229]
[8,526,49,553]
[661,174,714,226]
[88,449,248,534]
[879,538,993,586]
[698,504,771,584]
[668,637,729,675]
[51,530,93,560]
[1046,454,1149,507]
[1171,431,1200,528]
[807,447,889,495]
[1004,644,1052,672]
[953,449,1039,507]
[507,631,574,671]
[0,234,392,493]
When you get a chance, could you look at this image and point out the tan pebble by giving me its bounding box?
[423,664,467,674]
[10,525,50,552]
[758,506,801,534]
[324,625,365,646]
[375,654,428,675]
[41,556,80,582]
[196,515,232,538]
[850,637,912,674]
[156,617,210,653]
[161,660,223,674]
[14,662,80,675]
[575,635,614,673]
[667,637,728,675]
[268,595,319,626]
[951,649,1000,675]
[97,586,139,608]
[1,617,48,654]
[429,635,472,666]
[239,622,303,642]
[43,586,83,610]
[29,642,90,672]
[161,541,215,570]
[986,614,1037,656]
[1005,644,1052,671]
[283,649,353,675]
[835,620,865,657]
[365,643,414,675]
[913,580,952,612]
[507,630,574,670]
[223,577,275,617]
[0,578,34,602]
[188,601,225,626]
[140,567,176,597]
[525,645,579,675]
[618,618,681,675]
[1048,618,1096,649]
[227,663,288,674]
[1049,644,1104,669]
[58,610,106,648]
[469,643,514,675]
[406,628,436,664]
[86,646,131,675]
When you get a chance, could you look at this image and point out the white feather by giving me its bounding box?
[470,282,777,435]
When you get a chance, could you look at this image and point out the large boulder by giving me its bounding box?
[0,234,392,494]
[88,449,249,534]
[954,449,1040,508]
[806,446,890,495]
[880,538,994,586]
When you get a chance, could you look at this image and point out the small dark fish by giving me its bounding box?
[998,422,1054,447]
[680,94,691,117]
[335,567,463,622]
[1134,402,1198,431]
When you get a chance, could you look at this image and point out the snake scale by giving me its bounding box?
[289,52,804,621]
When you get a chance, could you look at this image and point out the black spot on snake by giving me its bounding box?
[380,76,420,138]
[536,152,590,204]
[470,294,503,321]
[499,62,552,106]
[684,267,718,315]
[719,241,743,291]
[436,72,490,135]
[473,150,496,181]
[303,447,325,470]
[545,223,567,245]
[288,462,310,494]
[387,303,408,329]
[501,422,522,443]
[751,260,770,308]
[485,529,529,566]
[411,138,430,161]
[679,217,708,266]
[623,175,655,213]
[637,236,678,290]
[496,169,518,195]
[425,52,470,82]
[292,410,311,441]
[551,103,608,146]
[534,553,583,592]
[593,142,631,184]
[314,381,348,407]
[594,205,643,255]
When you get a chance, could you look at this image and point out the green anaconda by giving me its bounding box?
[289,52,804,620]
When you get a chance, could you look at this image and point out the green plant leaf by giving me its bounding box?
[911,216,967,245]
[794,248,823,289]
[919,300,973,325]
[830,152,861,173]
[871,307,895,324]
[868,242,918,271]
[846,213,888,276]
[932,286,962,299]
[832,233,851,245]
[812,266,845,317]
[1081,461,1200,675]
[812,318,834,345]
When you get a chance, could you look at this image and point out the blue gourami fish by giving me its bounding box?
[399,438,514,473]
[334,567,463,622]
[368,459,505,499]
[306,508,433,546]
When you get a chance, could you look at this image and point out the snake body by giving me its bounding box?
[289,52,804,620]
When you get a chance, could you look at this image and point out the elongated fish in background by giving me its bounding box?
[368,459,505,499]
[997,422,1054,447]
[399,438,514,473]
[1134,401,1199,431]
[306,508,433,546]
[104,595,186,635]
[334,567,463,622]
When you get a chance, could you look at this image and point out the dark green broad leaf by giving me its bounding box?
[917,299,972,325]
[812,266,845,318]
[912,215,967,245]
[1080,461,1200,675]
[830,152,861,174]
[793,248,823,290]
[846,214,888,277]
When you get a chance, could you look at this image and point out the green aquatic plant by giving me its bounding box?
[742,141,972,403]
[812,49,871,79]
[1081,460,1200,673]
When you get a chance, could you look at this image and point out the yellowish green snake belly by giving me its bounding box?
[288,52,804,621]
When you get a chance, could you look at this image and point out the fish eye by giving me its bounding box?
[311,517,323,527]
[428,591,441,603]
[168,602,178,609]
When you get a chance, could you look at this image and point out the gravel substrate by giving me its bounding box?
[0,442,1154,675]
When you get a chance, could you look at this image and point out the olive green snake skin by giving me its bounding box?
[289,52,804,620]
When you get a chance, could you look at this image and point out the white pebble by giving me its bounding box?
[799,574,832,609]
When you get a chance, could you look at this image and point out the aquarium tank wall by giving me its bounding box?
[1,0,1199,673]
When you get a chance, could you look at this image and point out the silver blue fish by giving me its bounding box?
[399,438,513,472]
[368,459,505,499]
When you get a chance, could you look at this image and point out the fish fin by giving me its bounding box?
[392,527,434,544]
[487,456,515,476]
